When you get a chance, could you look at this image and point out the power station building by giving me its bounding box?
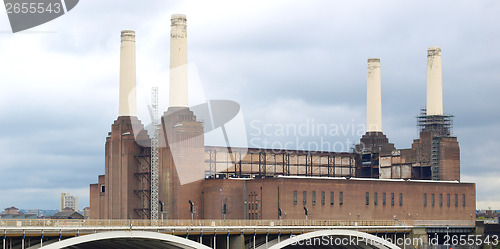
[90,15,475,222]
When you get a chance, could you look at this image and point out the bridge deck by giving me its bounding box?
[0,219,474,237]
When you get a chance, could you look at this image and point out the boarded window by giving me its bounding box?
[312,191,316,205]
[321,191,325,205]
[424,193,427,207]
[383,193,386,206]
[374,192,378,206]
[330,192,334,205]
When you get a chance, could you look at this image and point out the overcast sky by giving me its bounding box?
[0,0,499,211]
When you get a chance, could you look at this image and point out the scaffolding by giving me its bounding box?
[133,151,151,219]
[150,87,159,220]
[417,108,454,137]
[416,108,455,180]
[204,147,356,179]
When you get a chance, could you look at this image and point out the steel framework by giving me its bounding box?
[150,87,159,220]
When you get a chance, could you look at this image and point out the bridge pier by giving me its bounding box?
[411,228,428,246]
[229,234,244,249]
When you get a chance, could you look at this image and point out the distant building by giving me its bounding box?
[60,193,78,211]
[1,207,36,219]
[82,207,90,219]
[51,209,84,219]
[23,209,42,217]
[4,206,19,215]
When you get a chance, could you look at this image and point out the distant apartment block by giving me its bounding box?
[60,193,78,211]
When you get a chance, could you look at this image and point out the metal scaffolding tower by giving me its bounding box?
[150,87,159,220]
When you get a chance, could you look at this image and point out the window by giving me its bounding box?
[462,194,466,207]
[100,185,105,193]
[321,191,325,205]
[330,192,334,205]
[432,194,435,207]
[374,192,378,206]
[383,193,386,206]
[293,191,297,205]
[312,191,316,205]
[447,194,450,207]
[366,192,370,205]
[439,194,443,207]
[339,192,343,205]
[455,194,458,207]
[424,194,427,207]
[399,193,403,206]
[303,191,307,205]
[391,193,394,206]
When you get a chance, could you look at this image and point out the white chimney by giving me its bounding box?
[118,30,137,116]
[366,58,382,132]
[169,14,188,107]
[426,47,443,116]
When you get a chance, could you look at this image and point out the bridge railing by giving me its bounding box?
[0,219,474,228]
[413,220,475,227]
[0,219,407,228]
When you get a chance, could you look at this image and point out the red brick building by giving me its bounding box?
[89,16,475,223]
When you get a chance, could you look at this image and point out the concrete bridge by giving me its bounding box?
[0,219,474,249]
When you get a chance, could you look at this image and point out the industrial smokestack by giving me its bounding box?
[169,14,188,107]
[118,30,137,116]
[426,46,443,116]
[366,58,382,132]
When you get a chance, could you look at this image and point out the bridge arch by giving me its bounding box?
[268,229,400,249]
[40,231,212,249]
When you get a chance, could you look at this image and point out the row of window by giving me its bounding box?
[423,193,466,207]
[293,191,467,208]
[365,192,403,206]
[293,191,343,206]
